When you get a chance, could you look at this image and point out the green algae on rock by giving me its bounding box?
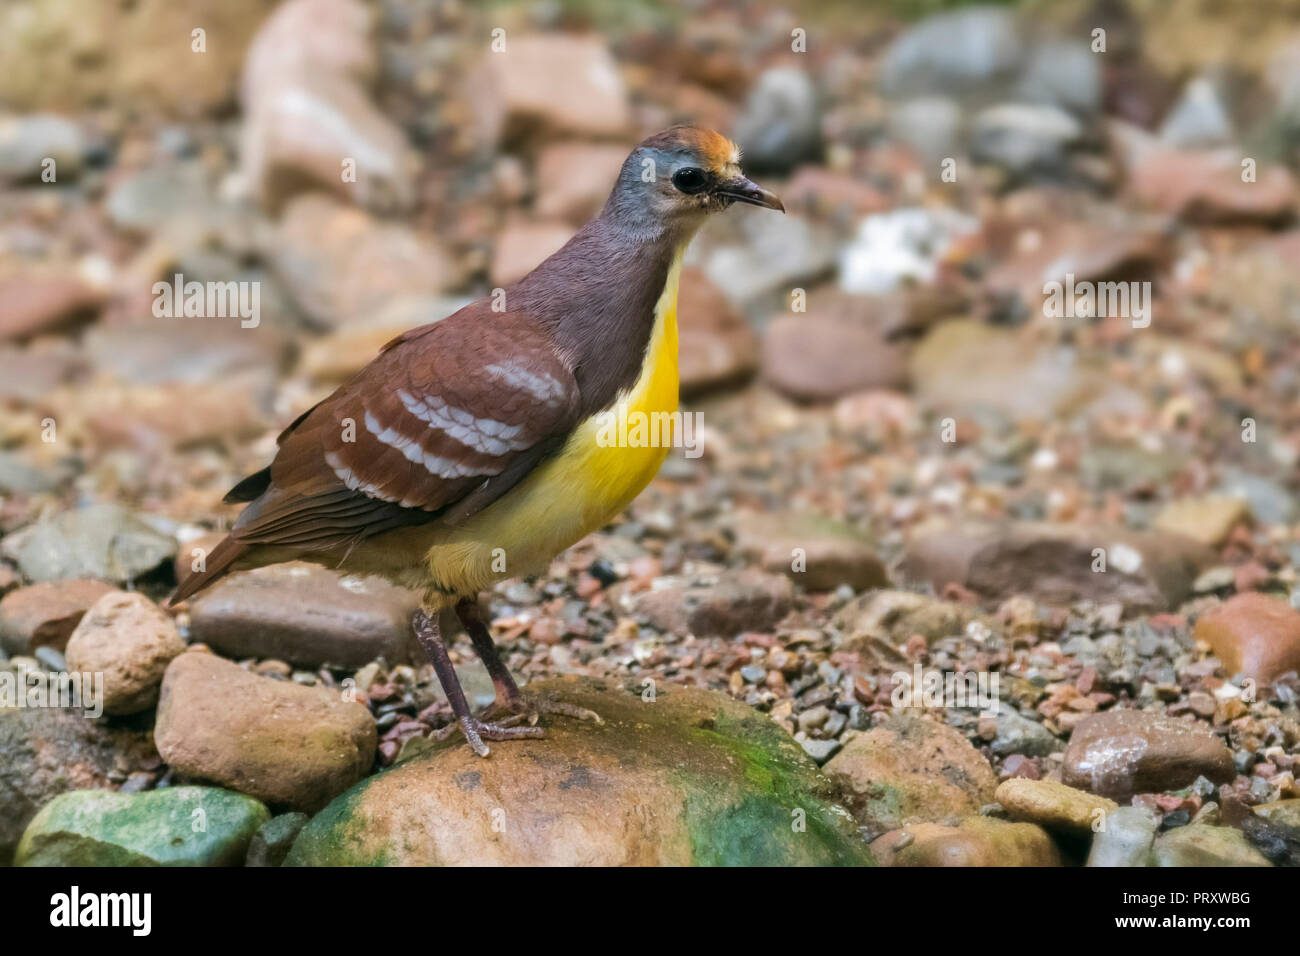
[16,786,270,866]
[286,676,872,866]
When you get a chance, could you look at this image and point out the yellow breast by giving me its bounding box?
[421,249,683,601]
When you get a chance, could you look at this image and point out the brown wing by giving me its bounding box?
[172,304,580,605]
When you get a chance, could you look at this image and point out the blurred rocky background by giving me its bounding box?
[2,0,1300,866]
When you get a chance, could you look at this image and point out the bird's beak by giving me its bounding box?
[716,175,785,212]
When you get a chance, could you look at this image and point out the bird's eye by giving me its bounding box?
[671,167,708,194]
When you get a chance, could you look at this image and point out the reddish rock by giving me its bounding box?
[1130,147,1296,224]
[64,592,186,715]
[762,295,908,402]
[535,142,628,223]
[677,268,758,395]
[490,220,574,287]
[240,0,417,213]
[154,651,376,812]
[472,35,631,142]
[900,521,1213,614]
[634,569,793,638]
[1062,709,1234,800]
[0,275,103,343]
[0,580,116,656]
[1194,592,1300,685]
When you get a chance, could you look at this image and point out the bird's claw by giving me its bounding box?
[490,694,605,727]
[435,713,544,758]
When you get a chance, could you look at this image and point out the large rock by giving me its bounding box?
[0,707,159,864]
[0,504,176,585]
[0,113,84,183]
[909,320,1101,421]
[899,521,1213,614]
[1193,592,1300,686]
[878,6,1022,98]
[870,817,1061,867]
[16,786,268,866]
[472,35,631,143]
[186,562,422,669]
[1150,824,1273,867]
[0,579,115,655]
[677,268,758,395]
[1129,147,1296,224]
[732,511,888,592]
[634,569,794,638]
[64,592,185,715]
[286,676,871,866]
[1062,710,1234,800]
[1152,496,1250,547]
[272,194,459,329]
[995,778,1116,835]
[824,713,998,839]
[761,298,908,402]
[154,652,376,812]
[832,589,980,654]
[240,0,418,213]
[534,142,628,223]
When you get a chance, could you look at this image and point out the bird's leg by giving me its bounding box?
[455,598,603,726]
[411,608,542,757]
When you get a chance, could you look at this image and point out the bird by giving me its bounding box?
[171,125,784,756]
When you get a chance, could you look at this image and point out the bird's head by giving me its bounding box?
[604,125,784,237]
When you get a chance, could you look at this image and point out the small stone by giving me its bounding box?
[731,67,822,173]
[64,591,185,715]
[245,812,309,867]
[995,778,1117,834]
[634,569,793,638]
[1087,805,1159,867]
[1153,496,1249,547]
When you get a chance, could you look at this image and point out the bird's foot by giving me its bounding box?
[434,712,544,758]
[490,692,605,728]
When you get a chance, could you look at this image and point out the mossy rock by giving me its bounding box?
[286,676,872,866]
[16,786,270,866]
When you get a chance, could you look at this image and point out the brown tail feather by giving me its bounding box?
[169,534,248,606]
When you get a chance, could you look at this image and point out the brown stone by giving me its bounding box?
[0,275,103,344]
[824,713,998,838]
[871,817,1062,866]
[1130,147,1296,224]
[64,592,185,715]
[534,142,628,223]
[761,296,908,402]
[995,778,1117,834]
[272,194,459,328]
[677,268,758,395]
[634,569,794,638]
[900,521,1213,614]
[154,651,376,812]
[732,510,888,592]
[1153,496,1250,547]
[472,35,631,143]
[490,220,574,287]
[1194,592,1300,685]
[0,580,116,656]
[186,562,423,669]
[1062,709,1234,800]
